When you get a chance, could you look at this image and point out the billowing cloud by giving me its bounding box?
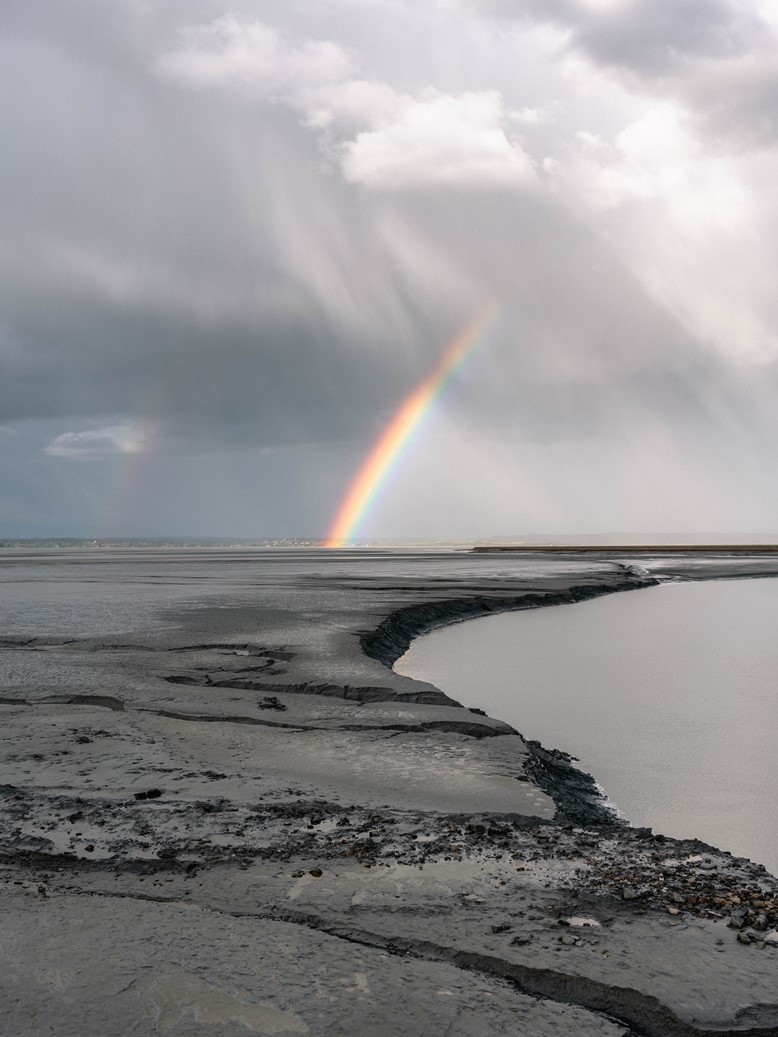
[158,17,535,192]
[341,90,536,190]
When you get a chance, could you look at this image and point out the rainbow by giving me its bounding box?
[325,305,497,548]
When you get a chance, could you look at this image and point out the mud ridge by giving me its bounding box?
[143,706,509,739]
[56,884,775,1037]
[163,675,448,705]
[360,578,658,671]
[258,912,778,1037]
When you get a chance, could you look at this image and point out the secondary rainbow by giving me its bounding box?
[325,304,497,548]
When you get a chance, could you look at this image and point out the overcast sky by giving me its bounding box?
[2,0,777,539]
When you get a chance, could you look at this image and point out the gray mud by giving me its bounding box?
[1,547,777,1036]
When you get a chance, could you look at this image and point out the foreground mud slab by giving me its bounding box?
[1,547,777,1036]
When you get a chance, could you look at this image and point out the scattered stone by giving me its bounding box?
[258,696,286,711]
[134,789,162,801]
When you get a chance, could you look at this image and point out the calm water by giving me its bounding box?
[397,578,778,875]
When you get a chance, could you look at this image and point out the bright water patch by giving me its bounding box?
[396,578,778,875]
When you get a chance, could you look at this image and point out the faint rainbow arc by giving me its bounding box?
[325,305,497,548]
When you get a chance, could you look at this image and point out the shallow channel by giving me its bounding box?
[395,577,778,875]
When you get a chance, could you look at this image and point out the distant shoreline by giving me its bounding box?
[473,543,778,553]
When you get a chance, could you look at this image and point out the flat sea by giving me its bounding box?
[397,577,778,876]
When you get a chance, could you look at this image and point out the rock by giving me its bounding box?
[258,696,286,711]
[728,915,744,929]
[491,923,512,933]
[622,886,642,901]
[134,788,162,801]
[737,932,752,945]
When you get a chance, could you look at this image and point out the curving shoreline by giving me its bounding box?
[361,577,659,827]
[360,576,660,670]
[1,547,778,1035]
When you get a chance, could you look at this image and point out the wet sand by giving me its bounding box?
[1,548,777,1036]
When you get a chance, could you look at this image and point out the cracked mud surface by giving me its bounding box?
[1,547,778,1036]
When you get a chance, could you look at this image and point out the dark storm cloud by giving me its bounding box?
[488,0,764,75]
[1,0,777,536]
[488,0,778,147]
[0,4,458,447]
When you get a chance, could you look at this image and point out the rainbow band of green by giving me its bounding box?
[325,304,498,547]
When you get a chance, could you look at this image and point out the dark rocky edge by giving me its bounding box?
[522,740,623,828]
[361,577,657,827]
[360,578,658,669]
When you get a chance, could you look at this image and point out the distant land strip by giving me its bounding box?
[472,544,778,553]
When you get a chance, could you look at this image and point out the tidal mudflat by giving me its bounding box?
[2,547,778,1036]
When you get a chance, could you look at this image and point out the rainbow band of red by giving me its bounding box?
[325,305,497,548]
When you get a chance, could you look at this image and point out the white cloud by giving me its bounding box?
[341,90,537,190]
[158,18,535,193]
[301,78,405,130]
[156,16,351,97]
[45,423,152,461]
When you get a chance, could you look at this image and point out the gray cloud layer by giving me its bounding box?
[1,0,777,537]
